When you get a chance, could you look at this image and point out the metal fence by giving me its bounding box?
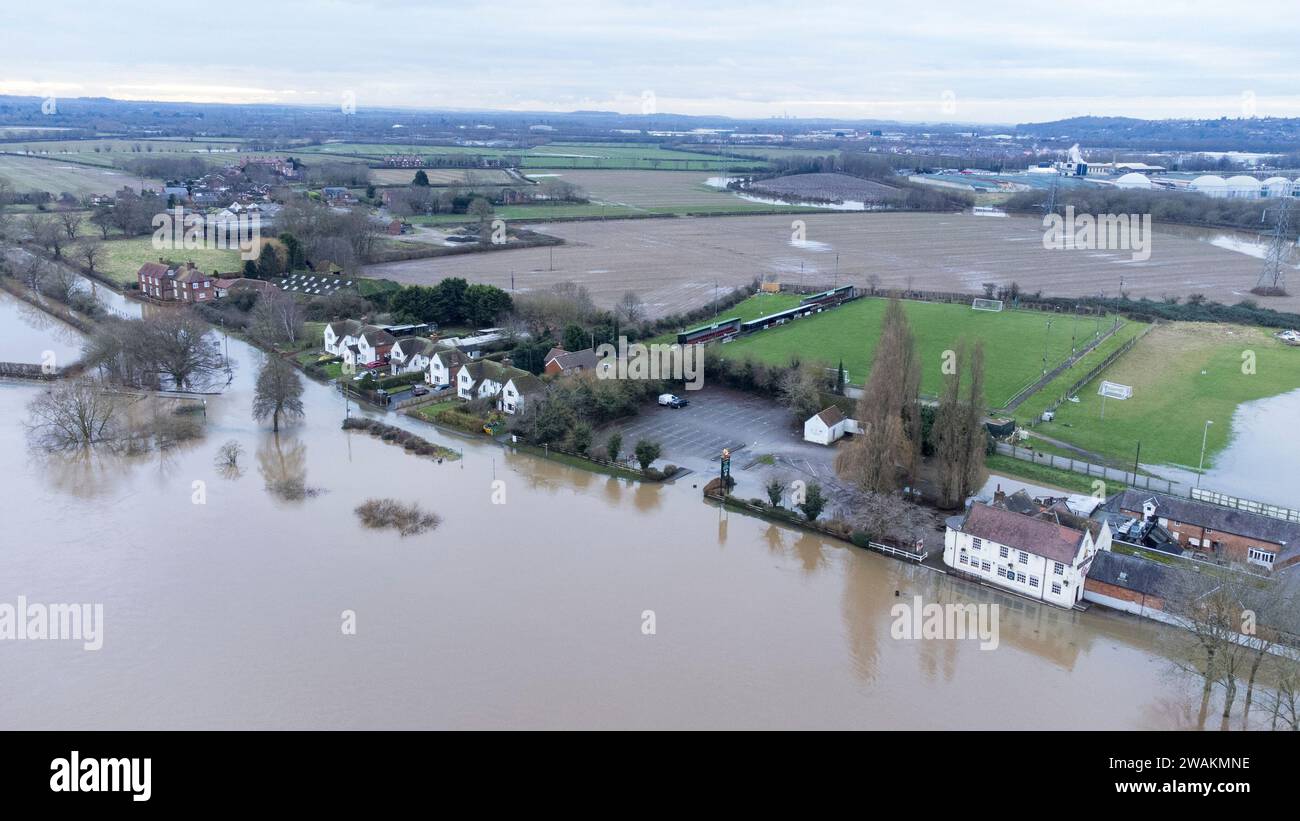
[996,442,1180,494]
[1190,488,1300,524]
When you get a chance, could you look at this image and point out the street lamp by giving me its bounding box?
[1196,420,1214,487]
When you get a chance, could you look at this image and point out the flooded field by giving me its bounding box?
[364,212,1289,318]
[0,330,1231,730]
[0,289,84,365]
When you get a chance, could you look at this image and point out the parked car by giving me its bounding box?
[658,393,688,408]
[412,384,429,396]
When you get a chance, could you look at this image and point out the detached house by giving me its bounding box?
[944,503,1112,609]
[427,347,469,388]
[543,346,599,376]
[389,337,437,375]
[136,261,218,303]
[455,359,539,414]
[323,319,363,356]
[499,372,545,414]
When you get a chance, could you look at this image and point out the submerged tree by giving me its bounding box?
[253,356,305,432]
[25,379,120,451]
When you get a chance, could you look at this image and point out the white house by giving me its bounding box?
[944,503,1112,609]
[323,319,362,356]
[804,406,853,445]
[389,337,437,375]
[427,347,468,387]
[498,373,545,415]
[457,360,508,401]
[354,326,397,366]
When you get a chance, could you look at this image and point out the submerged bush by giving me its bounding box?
[355,498,442,537]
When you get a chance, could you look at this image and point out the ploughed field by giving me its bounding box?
[742,172,902,203]
[363,211,1286,318]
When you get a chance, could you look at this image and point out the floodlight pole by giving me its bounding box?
[1197,420,1214,487]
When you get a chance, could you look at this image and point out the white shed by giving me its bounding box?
[804,406,849,445]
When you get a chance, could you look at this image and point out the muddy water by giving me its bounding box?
[0,332,1219,729]
[0,289,84,364]
[1151,387,1300,508]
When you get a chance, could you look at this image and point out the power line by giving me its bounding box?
[1255,196,1293,295]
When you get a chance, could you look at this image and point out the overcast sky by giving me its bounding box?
[4,0,1300,124]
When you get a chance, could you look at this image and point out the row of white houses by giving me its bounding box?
[324,322,545,414]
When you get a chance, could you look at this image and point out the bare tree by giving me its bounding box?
[75,238,106,275]
[24,380,121,451]
[251,289,305,346]
[39,262,82,305]
[253,356,305,432]
[778,365,823,425]
[24,213,65,258]
[58,211,83,240]
[616,290,645,324]
[141,312,226,391]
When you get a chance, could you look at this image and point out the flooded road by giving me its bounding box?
[0,332,1220,729]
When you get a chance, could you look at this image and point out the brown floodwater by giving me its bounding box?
[0,331,1231,729]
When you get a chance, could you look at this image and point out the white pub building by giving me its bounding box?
[944,503,1111,609]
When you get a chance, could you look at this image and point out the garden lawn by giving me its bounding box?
[1031,322,1300,469]
[97,236,242,286]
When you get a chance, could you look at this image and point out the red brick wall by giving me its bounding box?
[1084,578,1166,611]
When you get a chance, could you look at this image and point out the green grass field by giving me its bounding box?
[1031,322,1300,469]
[716,295,1103,408]
[1013,320,1149,422]
[97,237,243,286]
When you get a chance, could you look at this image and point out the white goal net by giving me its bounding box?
[1098,381,1133,400]
[972,298,1004,312]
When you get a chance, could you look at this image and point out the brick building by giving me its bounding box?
[1102,490,1300,572]
[136,261,218,303]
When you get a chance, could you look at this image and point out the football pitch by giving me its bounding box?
[715,295,1117,408]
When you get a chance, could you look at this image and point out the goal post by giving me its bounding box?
[972,298,1004,312]
[1098,381,1133,400]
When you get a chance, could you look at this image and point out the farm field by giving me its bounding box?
[528,169,822,212]
[368,167,516,186]
[716,295,1088,407]
[96,237,243,286]
[363,211,1284,319]
[0,154,161,195]
[302,141,768,170]
[1031,323,1300,469]
[744,172,902,203]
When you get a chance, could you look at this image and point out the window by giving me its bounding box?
[1016,573,1026,584]
[981,560,991,572]
[997,567,1008,578]
[1248,547,1276,567]
[971,537,983,551]
[1018,552,1028,565]
[1029,576,1039,588]
[999,546,1009,559]
[1053,562,1065,576]
[958,553,967,565]
[1051,583,1062,595]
